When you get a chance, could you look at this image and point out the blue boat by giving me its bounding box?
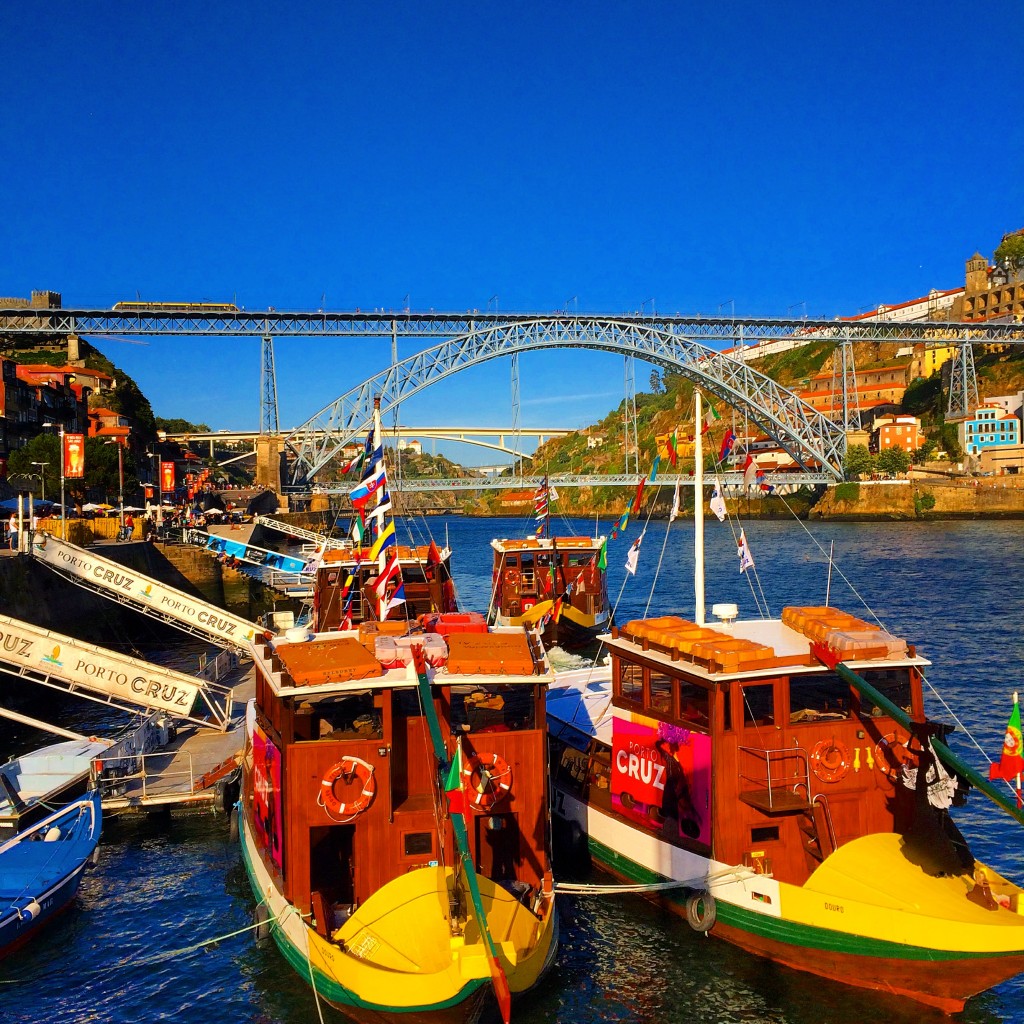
[0,791,102,959]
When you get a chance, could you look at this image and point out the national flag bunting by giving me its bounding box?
[738,530,755,573]
[710,478,728,522]
[368,519,396,562]
[989,692,1023,807]
[373,552,402,595]
[597,539,607,571]
[350,464,387,506]
[669,481,681,522]
[742,454,757,489]
[625,530,645,576]
[665,427,679,466]
[719,429,736,462]
[426,540,442,566]
[444,742,465,815]
[382,582,407,618]
[702,404,721,434]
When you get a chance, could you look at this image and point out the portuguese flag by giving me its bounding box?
[989,692,1023,807]
[444,743,465,815]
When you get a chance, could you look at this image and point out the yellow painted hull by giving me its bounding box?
[242,817,557,1018]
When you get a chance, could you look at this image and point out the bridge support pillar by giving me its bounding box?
[255,435,285,494]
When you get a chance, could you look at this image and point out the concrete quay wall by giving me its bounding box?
[810,481,1024,520]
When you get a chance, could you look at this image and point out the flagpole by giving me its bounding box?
[694,389,705,625]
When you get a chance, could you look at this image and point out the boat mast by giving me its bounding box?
[370,397,388,619]
[694,389,705,625]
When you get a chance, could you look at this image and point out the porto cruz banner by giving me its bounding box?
[160,460,175,493]
[64,433,86,479]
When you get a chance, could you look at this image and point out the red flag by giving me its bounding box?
[633,477,646,513]
[427,540,441,566]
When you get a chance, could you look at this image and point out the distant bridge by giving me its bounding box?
[165,425,571,460]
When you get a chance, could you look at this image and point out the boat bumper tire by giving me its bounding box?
[685,891,716,932]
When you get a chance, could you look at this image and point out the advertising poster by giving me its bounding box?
[253,724,284,871]
[64,432,85,479]
[611,711,711,846]
[160,460,175,493]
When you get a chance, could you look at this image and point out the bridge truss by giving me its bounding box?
[5,307,1019,485]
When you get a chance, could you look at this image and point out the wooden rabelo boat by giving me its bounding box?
[546,393,1024,1013]
[488,482,610,650]
[238,401,557,1022]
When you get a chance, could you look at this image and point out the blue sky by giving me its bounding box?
[3,1,1022,464]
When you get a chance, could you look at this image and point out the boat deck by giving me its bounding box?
[100,667,254,816]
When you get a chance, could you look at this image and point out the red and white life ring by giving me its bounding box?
[319,756,376,821]
[462,752,513,811]
[873,730,921,783]
[810,738,851,784]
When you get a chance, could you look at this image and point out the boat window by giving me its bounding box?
[301,692,382,741]
[859,668,912,717]
[741,683,775,728]
[506,555,519,567]
[450,685,536,732]
[789,673,852,724]
[403,832,433,857]
[587,748,613,812]
[554,743,589,798]
[648,671,675,716]
[616,662,644,705]
[678,680,710,729]
[393,688,425,718]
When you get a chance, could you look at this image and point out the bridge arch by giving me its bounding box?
[284,318,847,487]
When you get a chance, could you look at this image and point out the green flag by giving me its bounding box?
[597,539,607,571]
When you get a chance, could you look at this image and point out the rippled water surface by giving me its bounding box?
[2,515,1022,1023]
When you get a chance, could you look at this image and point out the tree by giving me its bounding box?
[843,444,874,479]
[876,447,911,477]
[994,232,1024,271]
[914,438,937,463]
[649,370,663,395]
[157,417,211,433]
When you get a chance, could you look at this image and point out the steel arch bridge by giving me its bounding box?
[284,317,848,488]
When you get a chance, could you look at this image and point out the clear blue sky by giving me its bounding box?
[3,1,1022,464]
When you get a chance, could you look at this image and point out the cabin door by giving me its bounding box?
[475,812,521,882]
[309,824,356,914]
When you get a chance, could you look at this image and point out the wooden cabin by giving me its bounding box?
[245,627,553,932]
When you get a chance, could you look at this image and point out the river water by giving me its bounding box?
[1,515,1022,1024]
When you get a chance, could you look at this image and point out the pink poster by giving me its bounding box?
[611,712,711,846]
[253,725,283,871]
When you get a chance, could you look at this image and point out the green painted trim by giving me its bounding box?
[585,837,1024,964]
[239,820,484,1013]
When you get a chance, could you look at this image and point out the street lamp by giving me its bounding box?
[104,440,125,532]
[30,462,49,503]
[42,423,65,540]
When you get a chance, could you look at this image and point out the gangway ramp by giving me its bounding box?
[253,515,348,551]
[0,613,232,731]
[29,532,267,653]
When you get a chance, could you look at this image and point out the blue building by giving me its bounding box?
[959,403,1022,456]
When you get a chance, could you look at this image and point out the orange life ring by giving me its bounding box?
[462,752,513,811]
[873,730,921,783]
[505,568,520,587]
[319,756,376,821]
[810,738,851,784]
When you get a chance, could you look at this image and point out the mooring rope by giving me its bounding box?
[554,865,751,896]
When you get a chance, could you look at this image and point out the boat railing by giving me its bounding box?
[737,745,812,813]
[91,748,197,803]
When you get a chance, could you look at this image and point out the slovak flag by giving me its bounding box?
[350,465,387,507]
[625,530,646,576]
[719,430,736,462]
[738,530,755,573]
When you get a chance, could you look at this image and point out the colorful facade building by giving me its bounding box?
[959,403,1022,457]
[872,415,921,454]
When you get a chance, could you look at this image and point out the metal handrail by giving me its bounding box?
[93,749,196,802]
[737,745,811,811]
